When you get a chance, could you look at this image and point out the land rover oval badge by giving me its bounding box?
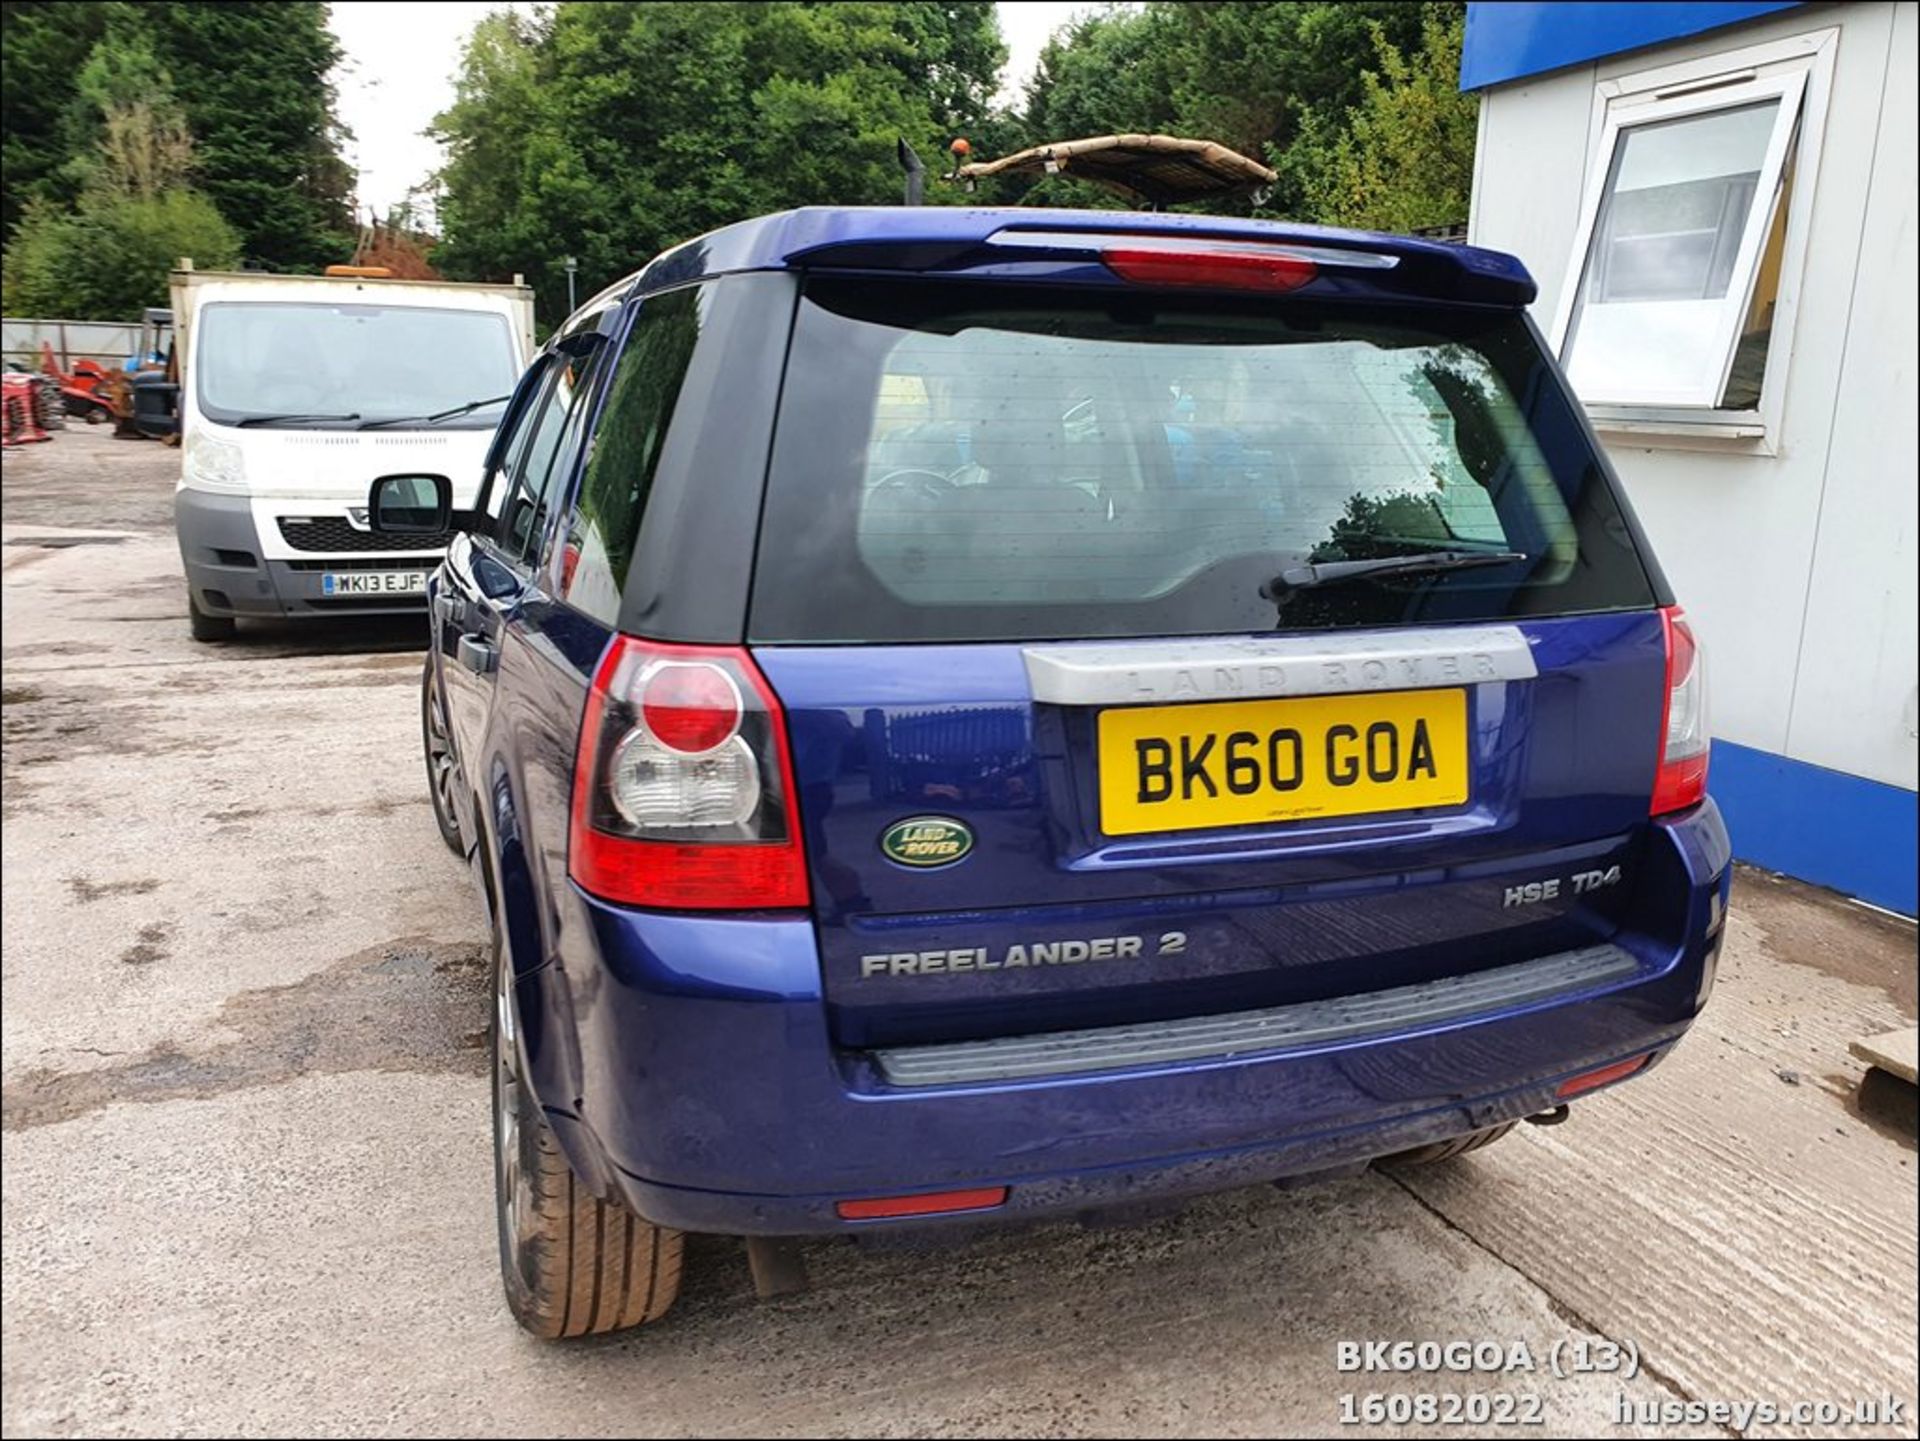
[881,816,974,868]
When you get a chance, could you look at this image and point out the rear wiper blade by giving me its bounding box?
[1266,549,1529,594]
[235,412,361,428]
[358,394,511,430]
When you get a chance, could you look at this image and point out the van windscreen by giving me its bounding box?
[748,278,1657,643]
[195,302,519,429]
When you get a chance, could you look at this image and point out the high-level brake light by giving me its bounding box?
[982,229,1399,295]
[1102,245,1317,292]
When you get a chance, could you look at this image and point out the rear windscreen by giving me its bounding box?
[748,279,1657,643]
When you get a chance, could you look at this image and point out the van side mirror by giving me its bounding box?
[369,473,451,534]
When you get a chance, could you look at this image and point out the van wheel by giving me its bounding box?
[421,660,463,855]
[493,933,684,1337]
[187,591,236,642]
[1378,1121,1516,1169]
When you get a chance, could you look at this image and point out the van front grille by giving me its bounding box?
[277,516,448,553]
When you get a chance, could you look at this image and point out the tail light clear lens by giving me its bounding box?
[1651,606,1710,815]
[570,637,808,910]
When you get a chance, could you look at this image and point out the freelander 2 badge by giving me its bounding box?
[880,815,974,868]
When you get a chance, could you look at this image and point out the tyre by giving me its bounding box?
[187,590,236,642]
[492,932,684,1337]
[421,659,463,855]
[1377,1121,1516,1170]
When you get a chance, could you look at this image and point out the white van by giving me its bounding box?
[170,261,535,640]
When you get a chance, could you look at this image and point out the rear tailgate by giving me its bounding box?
[759,612,1665,1049]
[746,264,1670,1052]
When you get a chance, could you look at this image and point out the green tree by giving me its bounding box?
[132,1,353,270]
[1283,7,1477,232]
[430,2,1006,327]
[3,192,240,320]
[1012,2,1446,217]
[0,0,111,233]
[67,27,196,201]
[2,1,351,267]
[2,20,241,318]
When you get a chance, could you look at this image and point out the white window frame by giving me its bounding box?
[1553,28,1838,447]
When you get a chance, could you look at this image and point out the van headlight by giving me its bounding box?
[182,433,247,493]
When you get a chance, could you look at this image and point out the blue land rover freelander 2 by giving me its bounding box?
[367,206,1729,1337]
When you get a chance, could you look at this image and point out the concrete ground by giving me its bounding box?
[2,428,1915,1439]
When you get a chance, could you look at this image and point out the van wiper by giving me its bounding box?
[358,394,511,430]
[1264,548,1529,595]
[234,412,361,428]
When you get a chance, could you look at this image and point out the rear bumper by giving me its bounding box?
[534,803,1731,1237]
[175,487,438,619]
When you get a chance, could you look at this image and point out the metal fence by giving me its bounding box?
[2,317,142,372]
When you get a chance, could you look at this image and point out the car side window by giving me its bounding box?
[491,339,607,571]
[557,286,705,624]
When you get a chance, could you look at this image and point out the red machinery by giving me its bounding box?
[38,340,116,424]
[1,372,54,447]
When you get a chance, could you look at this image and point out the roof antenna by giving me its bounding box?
[897,138,925,206]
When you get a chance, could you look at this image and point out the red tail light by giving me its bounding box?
[1651,606,1710,816]
[569,636,809,910]
[1102,244,1317,292]
[639,661,742,754]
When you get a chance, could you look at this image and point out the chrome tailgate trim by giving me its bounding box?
[1022,625,1536,706]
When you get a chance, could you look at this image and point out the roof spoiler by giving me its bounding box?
[786,217,1536,308]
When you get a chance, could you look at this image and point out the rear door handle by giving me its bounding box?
[455,634,497,675]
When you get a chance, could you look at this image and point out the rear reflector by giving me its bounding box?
[1556,1054,1650,1099]
[1103,245,1316,292]
[835,1187,1009,1221]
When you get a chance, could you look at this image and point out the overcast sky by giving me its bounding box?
[329,1,1091,220]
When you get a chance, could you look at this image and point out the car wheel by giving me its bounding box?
[187,590,236,642]
[421,659,463,855]
[492,932,684,1337]
[1377,1121,1517,1169]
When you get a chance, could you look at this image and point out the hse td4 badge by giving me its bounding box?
[880,816,974,868]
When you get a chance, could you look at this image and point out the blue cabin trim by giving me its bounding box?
[1710,742,1918,916]
[1461,1,1806,91]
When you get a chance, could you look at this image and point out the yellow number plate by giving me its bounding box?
[1097,688,1469,837]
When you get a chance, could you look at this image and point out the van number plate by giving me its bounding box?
[1097,688,1469,837]
[321,571,430,597]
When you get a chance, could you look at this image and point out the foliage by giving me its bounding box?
[1012,1,1453,219]
[1,1,351,270]
[2,191,241,320]
[429,2,1006,326]
[0,0,110,233]
[1281,7,1477,232]
[69,28,196,202]
[1,11,242,319]
[131,1,354,271]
